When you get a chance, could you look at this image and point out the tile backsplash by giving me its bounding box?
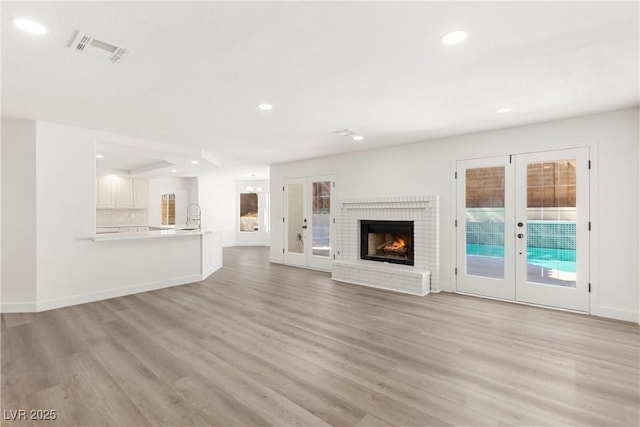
[97,209,149,226]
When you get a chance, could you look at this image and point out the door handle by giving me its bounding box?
[517,233,524,239]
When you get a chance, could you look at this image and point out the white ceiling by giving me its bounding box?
[2,1,638,171]
[94,139,205,177]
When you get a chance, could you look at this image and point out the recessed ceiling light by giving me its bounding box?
[257,103,273,111]
[96,154,104,159]
[496,107,512,113]
[171,169,177,173]
[190,160,199,165]
[441,30,468,45]
[353,135,364,141]
[13,18,47,35]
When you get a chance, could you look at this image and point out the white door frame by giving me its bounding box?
[455,148,591,312]
[283,175,334,271]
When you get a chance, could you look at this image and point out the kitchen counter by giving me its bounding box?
[97,225,171,233]
[93,227,210,241]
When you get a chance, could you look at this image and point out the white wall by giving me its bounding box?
[0,119,2,308]
[270,107,640,323]
[35,121,99,303]
[148,177,198,226]
[1,119,37,309]
[198,170,237,246]
[198,169,270,247]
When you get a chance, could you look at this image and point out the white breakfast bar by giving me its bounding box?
[88,228,223,304]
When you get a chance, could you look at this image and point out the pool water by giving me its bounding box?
[466,243,576,273]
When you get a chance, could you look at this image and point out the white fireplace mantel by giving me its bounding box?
[332,195,440,296]
[340,199,433,210]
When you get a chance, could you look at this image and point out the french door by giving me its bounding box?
[456,148,590,312]
[284,175,333,271]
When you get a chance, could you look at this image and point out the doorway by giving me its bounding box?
[456,148,590,312]
[284,175,334,271]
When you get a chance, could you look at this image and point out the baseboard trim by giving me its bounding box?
[201,264,221,281]
[1,301,38,313]
[592,305,639,324]
[1,275,204,313]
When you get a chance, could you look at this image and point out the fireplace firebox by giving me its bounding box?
[360,220,414,266]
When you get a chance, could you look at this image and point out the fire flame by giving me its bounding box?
[385,236,406,250]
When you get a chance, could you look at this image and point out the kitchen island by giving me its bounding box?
[4,229,219,315]
[2,227,223,313]
[73,228,223,312]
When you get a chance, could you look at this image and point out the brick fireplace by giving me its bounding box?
[332,196,440,295]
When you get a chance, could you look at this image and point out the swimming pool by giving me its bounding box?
[466,243,576,272]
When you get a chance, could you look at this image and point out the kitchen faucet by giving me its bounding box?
[186,203,201,229]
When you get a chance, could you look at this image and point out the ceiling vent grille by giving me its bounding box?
[331,128,358,137]
[74,34,91,51]
[69,31,131,63]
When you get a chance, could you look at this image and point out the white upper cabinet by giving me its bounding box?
[96,176,148,209]
[96,176,114,208]
[115,177,135,208]
[133,178,148,209]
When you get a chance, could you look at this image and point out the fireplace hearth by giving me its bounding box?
[360,220,414,266]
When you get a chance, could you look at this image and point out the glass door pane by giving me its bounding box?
[311,180,331,257]
[286,183,304,254]
[465,166,506,279]
[525,160,577,287]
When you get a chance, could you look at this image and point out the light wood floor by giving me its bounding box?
[2,246,639,426]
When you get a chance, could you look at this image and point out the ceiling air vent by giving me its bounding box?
[331,129,358,137]
[69,31,131,63]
